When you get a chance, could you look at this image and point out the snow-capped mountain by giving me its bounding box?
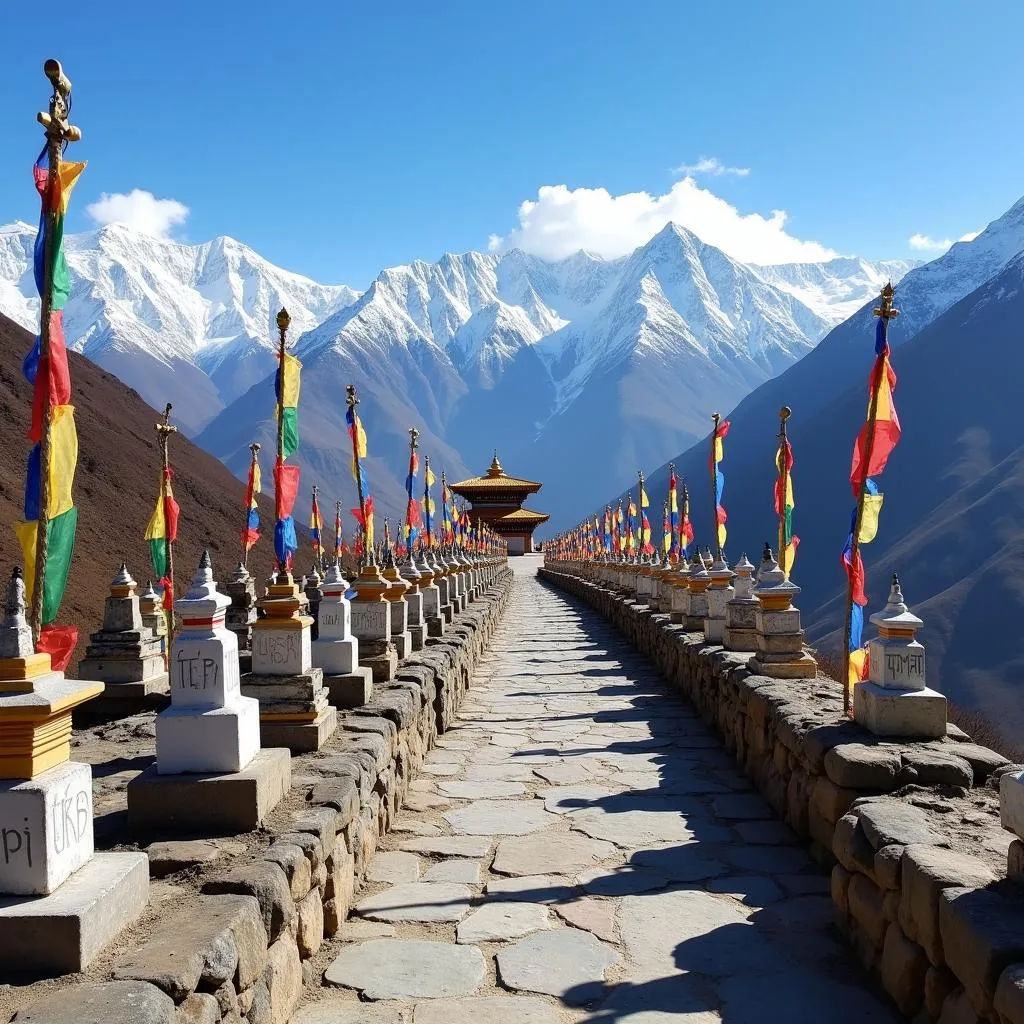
[0,221,359,433]
[620,194,1024,740]
[0,216,914,525]
[193,224,914,526]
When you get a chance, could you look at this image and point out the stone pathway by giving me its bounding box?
[299,556,900,1022]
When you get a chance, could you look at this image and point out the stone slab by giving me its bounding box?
[259,706,337,753]
[422,859,481,883]
[10,980,174,1022]
[127,747,290,835]
[496,929,620,1004]
[437,780,526,799]
[146,838,245,878]
[552,897,618,942]
[485,874,578,904]
[325,669,373,709]
[294,998,402,1024]
[324,939,485,999]
[356,882,472,922]
[444,800,554,836]
[366,851,422,884]
[413,995,560,1024]
[570,801,694,846]
[456,902,551,943]
[492,833,617,877]
[0,852,149,975]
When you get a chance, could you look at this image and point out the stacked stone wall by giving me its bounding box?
[10,569,513,1024]
[540,565,1024,1024]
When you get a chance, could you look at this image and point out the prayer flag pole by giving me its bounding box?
[243,442,260,568]
[155,403,178,650]
[710,412,722,558]
[274,309,290,574]
[30,60,82,642]
[346,384,371,567]
[843,283,900,715]
[777,406,792,572]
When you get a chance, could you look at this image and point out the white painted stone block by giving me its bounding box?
[422,585,441,618]
[706,587,733,619]
[388,600,409,637]
[406,591,424,627]
[853,682,946,740]
[252,625,311,676]
[170,629,241,708]
[755,607,801,634]
[312,635,359,675]
[156,696,261,774]
[318,599,352,640]
[351,601,391,642]
[669,586,689,615]
[1000,770,1024,840]
[0,761,94,896]
[868,637,926,691]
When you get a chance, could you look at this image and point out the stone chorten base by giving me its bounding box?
[409,623,428,652]
[81,675,170,717]
[721,625,757,652]
[259,706,338,753]
[427,616,446,637]
[390,631,411,661]
[360,639,398,683]
[0,851,149,976]
[854,682,947,739]
[127,747,291,835]
[748,651,818,679]
[241,668,337,753]
[325,667,374,709]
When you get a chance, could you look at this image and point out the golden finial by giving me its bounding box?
[346,383,359,409]
[873,282,900,320]
[276,307,291,333]
[409,427,420,449]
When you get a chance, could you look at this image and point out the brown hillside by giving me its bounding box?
[0,312,286,669]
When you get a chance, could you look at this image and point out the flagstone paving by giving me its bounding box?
[312,556,900,1022]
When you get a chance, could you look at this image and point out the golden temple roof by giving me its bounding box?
[451,452,543,493]
[495,508,551,523]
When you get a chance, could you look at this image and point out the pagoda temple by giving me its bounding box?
[451,453,550,555]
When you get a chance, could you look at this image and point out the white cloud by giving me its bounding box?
[672,156,750,178]
[85,189,189,239]
[490,178,836,265]
[909,230,981,252]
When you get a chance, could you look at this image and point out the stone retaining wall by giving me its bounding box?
[540,565,1024,1024]
[11,568,514,1024]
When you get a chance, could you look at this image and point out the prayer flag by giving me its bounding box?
[242,453,261,552]
[310,491,323,556]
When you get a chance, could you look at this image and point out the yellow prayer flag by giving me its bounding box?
[857,492,884,544]
[280,353,302,408]
[58,160,87,214]
[144,494,166,541]
[48,404,77,518]
[13,521,37,604]
[849,648,869,686]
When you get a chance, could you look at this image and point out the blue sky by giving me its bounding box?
[1,0,1021,287]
